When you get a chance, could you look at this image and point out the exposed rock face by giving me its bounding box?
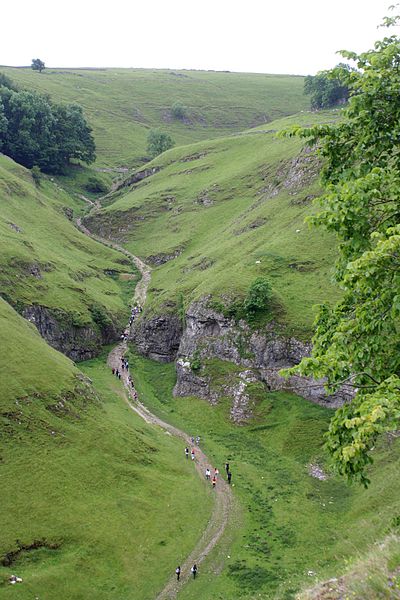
[23,305,118,362]
[132,298,353,421]
[117,166,161,191]
[173,299,353,420]
[130,313,183,362]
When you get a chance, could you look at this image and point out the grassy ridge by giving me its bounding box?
[87,112,340,337]
[129,349,400,599]
[0,305,213,598]
[1,67,309,168]
[0,154,137,329]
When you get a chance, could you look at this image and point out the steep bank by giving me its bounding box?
[0,155,137,360]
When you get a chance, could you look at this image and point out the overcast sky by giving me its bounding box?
[1,0,393,75]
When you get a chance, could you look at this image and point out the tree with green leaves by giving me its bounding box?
[0,80,96,173]
[147,129,175,158]
[31,58,45,73]
[281,10,400,486]
[304,67,349,109]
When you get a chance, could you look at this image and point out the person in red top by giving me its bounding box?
[212,476,217,489]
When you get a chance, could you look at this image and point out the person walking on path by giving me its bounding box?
[191,449,195,461]
[196,436,200,446]
[185,447,189,459]
[205,468,211,480]
[176,566,181,581]
[225,462,230,474]
[212,475,217,489]
[214,467,219,479]
[191,564,197,579]
[227,471,232,485]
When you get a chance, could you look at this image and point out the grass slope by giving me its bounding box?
[0,154,137,330]
[1,67,309,168]
[0,302,213,598]
[129,349,400,599]
[87,111,341,337]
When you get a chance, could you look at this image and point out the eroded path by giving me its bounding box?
[76,211,233,599]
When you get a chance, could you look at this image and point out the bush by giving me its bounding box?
[147,129,175,158]
[243,277,272,317]
[89,303,112,330]
[85,176,108,194]
[171,101,187,120]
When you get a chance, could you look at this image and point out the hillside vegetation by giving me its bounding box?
[86,111,341,337]
[0,302,213,598]
[1,67,308,168]
[0,154,137,339]
[128,351,400,599]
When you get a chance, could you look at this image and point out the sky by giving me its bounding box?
[1,0,393,75]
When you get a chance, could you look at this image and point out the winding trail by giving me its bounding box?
[76,207,233,599]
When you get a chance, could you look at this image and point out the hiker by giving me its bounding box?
[191,564,197,579]
[112,367,115,375]
[196,436,200,446]
[225,462,230,474]
[115,369,119,378]
[205,468,211,480]
[190,436,195,444]
[212,476,217,489]
[191,449,195,461]
[214,467,219,478]
[227,471,232,484]
[176,566,181,581]
[185,447,189,459]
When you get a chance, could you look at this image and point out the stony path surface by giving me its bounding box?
[76,209,233,599]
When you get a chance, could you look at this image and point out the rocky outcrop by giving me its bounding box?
[23,305,118,362]
[130,313,183,362]
[131,298,353,421]
[117,166,161,191]
[173,299,353,420]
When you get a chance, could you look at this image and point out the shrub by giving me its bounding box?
[243,277,272,317]
[85,176,108,194]
[171,101,187,120]
[147,129,175,158]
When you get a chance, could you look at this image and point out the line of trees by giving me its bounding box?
[0,75,95,173]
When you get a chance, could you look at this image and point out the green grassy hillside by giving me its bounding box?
[129,350,400,599]
[86,112,341,337]
[1,67,309,168]
[0,300,213,598]
[0,154,137,335]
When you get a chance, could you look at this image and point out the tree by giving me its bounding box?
[147,129,175,158]
[304,68,349,109]
[281,11,400,486]
[31,58,45,73]
[171,101,188,120]
[244,277,272,317]
[0,85,96,173]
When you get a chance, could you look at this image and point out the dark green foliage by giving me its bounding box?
[89,303,112,330]
[244,276,272,317]
[31,58,45,73]
[0,85,95,173]
[283,11,400,485]
[171,101,188,120]
[85,176,108,194]
[304,67,349,109]
[147,128,175,158]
